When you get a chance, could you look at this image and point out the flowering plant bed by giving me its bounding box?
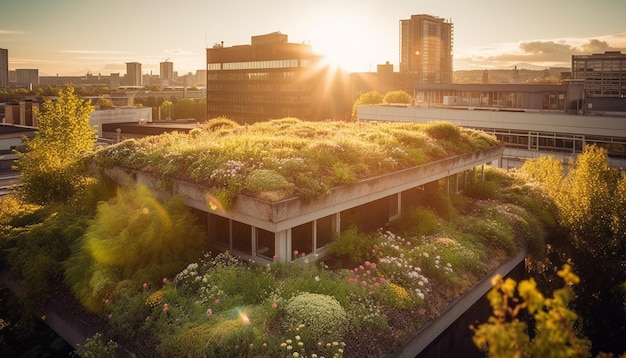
[88,118,498,206]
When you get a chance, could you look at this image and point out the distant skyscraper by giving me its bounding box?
[400,14,453,84]
[15,69,39,88]
[126,62,142,86]
[160,61,174,85]
[0,48,9,88]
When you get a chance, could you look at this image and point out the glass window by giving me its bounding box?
[256,228,275,260]
[232,221,252,255]
[208,214,230,247]
[292,222,313,258]
[316,215,335,250]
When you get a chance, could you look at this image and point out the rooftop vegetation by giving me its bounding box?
[0,163,554,357]
[88,118,498,206]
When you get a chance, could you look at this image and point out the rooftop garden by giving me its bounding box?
[88,118,498,205]
[1,117,556,357]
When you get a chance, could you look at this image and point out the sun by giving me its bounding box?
[305,16,371,72]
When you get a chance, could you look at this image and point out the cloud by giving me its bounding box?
[163,48,195,56]
[0,30,25,35]
[455,34,626,69]
[59,50,131,55]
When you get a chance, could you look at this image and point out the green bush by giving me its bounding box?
[64,184,207,313]
[328,227,377,265]
[283,292,348,345]
[423,121,461,141]
[389,206,438,238]
[73,333,118,358]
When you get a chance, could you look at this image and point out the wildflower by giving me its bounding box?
[272,302,278,309]
[163,304,169,313]
[293,250,299,256]
[214,299,220,305]
[104,299,110,305]
[162,277,168,284]
[293,351,300,357]
[142,282,148,289]
[107,313,112,320]
[145,316,150,321]
[206,309,213,316]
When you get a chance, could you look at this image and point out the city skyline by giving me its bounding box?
[2,0,626,76]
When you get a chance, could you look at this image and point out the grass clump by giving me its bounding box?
[283,292,348,345]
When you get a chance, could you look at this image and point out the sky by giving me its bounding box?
[2,0,626,76]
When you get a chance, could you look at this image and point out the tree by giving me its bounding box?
[521,146,626,354]
[383,90,412,104]
[13,86,95,204]
[473,265,591,357]
[351,90,383,120]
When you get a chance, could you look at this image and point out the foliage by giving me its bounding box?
[383,90,412,104]
[388,206,439,238]
[73,333,118,358]
[520,146,626,354]
[13,86,96,204]
[64,184,207,313]
[351,90,383,119]
[472,265,591,358]
[89,118,498,207]
[328,227,378,265]
[283,292,348,345]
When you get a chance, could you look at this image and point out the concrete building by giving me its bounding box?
[15,69,39,88]
[206,32,351,122]
[3,99,39,127]
[400,14,453,85]
[160,61,174,86]
[358,105,626,169]
[572,51,626,112]
[126,62,142,86]
[0,48,8,88]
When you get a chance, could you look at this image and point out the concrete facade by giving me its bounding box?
[102,145,504,264]
[358,105,626,168]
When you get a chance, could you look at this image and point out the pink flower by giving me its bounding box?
[194,300,200,305]
[374,282,380,287]
[142,282,148,289]
[163,304,169,313]
[104,299,110,305]
[361,281,367,286]
[162,277,168,284]
[214,299,220,305]
[359,265,364,270]
[301,252,306,257]
[206,309,213,316]
[293,250,299,256]
[107,314,112,320]
[366,270,371,275]
[273,255,278,260]
[271,303,278,309]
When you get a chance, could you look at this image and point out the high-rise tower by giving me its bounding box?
[160,61,174,85]
[0,48,8,88]
[400,14,453,84]
[126,62,142,86]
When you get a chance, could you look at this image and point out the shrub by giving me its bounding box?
[73,333,118,358]
[423,121,461,141]
[328,228,378,265]
[283,292,348,345]
[389,206,438,238]
[64,184,207,313]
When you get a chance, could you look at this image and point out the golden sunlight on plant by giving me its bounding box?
[472,265,591,358]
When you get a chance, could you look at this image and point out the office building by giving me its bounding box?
[160,61,174,86]
[400,14,453,84]
[126,62,142,86]
[15,69,39,88]
[572,51,626,112]
[206,32,350,123]
[0,48,8,88]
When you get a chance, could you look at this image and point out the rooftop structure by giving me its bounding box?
[91,119,502,264]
